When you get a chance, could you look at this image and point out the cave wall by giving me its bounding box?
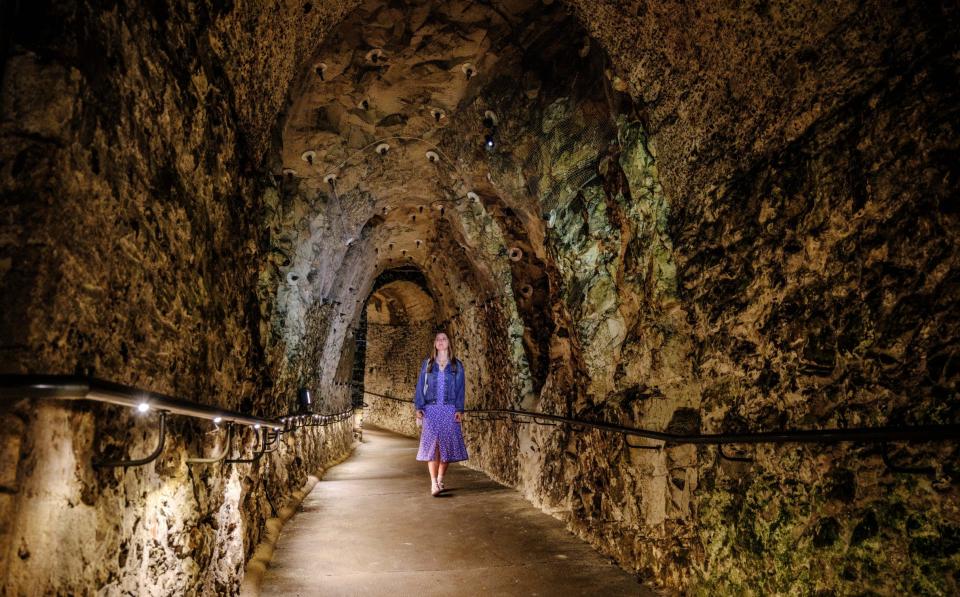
[683,48,960,594]
[410,2,960,592]
[362,322,432,436]
[0,1,360,594]
[1,0,958,594]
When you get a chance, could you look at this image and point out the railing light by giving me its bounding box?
[213,416,223,424]
[136,402,150,413]
[254,424,261,430]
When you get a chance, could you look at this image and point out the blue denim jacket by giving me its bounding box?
[414,358,465,412]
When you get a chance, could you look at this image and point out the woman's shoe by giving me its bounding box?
[436,478,444,492]
[431,481,441,496]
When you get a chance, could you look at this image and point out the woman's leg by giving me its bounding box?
[438,460,449,480]
[428,442,441,481]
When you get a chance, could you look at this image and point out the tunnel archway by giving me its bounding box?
[359,267,439,435]
[277,0,604,426]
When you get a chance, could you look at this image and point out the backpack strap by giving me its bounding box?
[422,358,430,396]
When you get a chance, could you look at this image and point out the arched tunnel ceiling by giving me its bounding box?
[279,0,574,268]
[366,280,435,325]
[274,0,604,398]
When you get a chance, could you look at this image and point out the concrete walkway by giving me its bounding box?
[260,426,653,596]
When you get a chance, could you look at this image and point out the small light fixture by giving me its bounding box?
[375,143,390,155]
[314,62,328,80]
[298,388,312,413]
[136,402,150,413]
[461,63,477,79]
[323,173,337,186]
[213,416,223,424]
[254,424,261,430]
[300,150,316,165]
[484,134,495,149]
[425,150,439,163]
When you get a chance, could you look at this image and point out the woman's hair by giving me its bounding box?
[428,331,459,372]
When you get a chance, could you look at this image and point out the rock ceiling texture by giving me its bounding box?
[1,0,958,594]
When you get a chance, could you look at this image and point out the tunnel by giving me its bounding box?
[1,0,959,594]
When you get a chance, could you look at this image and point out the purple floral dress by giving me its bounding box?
[416,362,469,462]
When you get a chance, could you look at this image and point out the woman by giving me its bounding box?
[414,331,468,496]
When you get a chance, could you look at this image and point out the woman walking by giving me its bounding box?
[414,331,469,496]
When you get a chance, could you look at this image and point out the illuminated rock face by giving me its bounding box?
[1,0,958,594]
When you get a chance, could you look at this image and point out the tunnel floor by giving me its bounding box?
[260,425,652,596]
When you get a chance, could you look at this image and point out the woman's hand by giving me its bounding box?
[454,412,462,424]
[416,410,424,421]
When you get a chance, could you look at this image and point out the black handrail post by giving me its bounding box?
[187,423,235,465]
[94,411,167,469]
[226,427,268,464]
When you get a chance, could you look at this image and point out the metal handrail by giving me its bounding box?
[187,424,235,465]
[226,428,269,464]
[94,411,167,468]
[0,375,360,469]
[0,375,282,429]
[360,387,960,446]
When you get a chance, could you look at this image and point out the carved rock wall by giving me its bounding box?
[343,3,960,592]
[0,1,358,594]
[1,0,958,594]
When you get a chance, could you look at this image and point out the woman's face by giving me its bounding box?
[434,333,449,352]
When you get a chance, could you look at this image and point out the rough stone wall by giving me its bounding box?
[568,1,957,217]
[418,4,960,593]
[684,48,960,594]
[0,1,359,594]
[0,402,352,595]
[2,0,958,594]
[363,323,433,436]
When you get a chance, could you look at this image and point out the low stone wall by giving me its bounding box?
[0,401,353,595]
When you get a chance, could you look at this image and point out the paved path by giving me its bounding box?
[261,425,652,596]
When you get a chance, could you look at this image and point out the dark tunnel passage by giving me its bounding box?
[1,0,959,594]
